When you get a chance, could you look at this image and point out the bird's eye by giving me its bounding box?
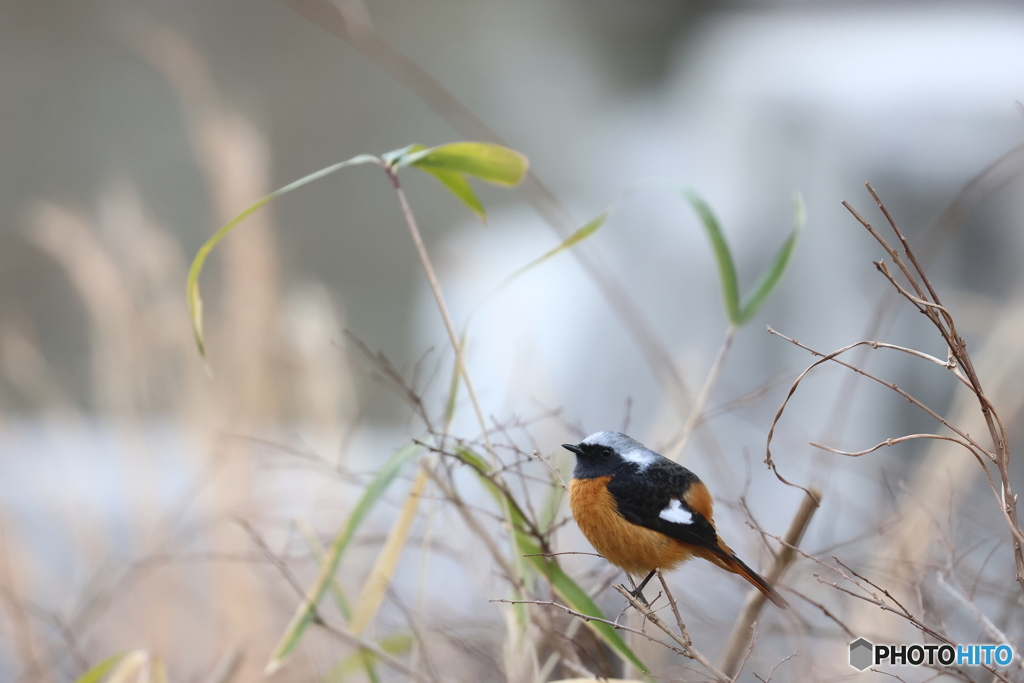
[602,448,613,458]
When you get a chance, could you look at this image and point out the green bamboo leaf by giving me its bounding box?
[349,469,428,633]
[187,153,379,357]
[298,523,382,683]
[682,189,741,325]
[321,634,414,683]
[461,211,609,333]
[72,653,129,683]
[296,519,353,619]
[443,330,467,431]
[538,479,565,534]
[420,166,487,222]
[453,447,648,674]
[265,441,421,675]
[404,142,529,186]
[520,536,648,675]
[737,193,804,324]
[494,211,607,293]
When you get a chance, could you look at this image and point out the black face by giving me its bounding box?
[562,442,618,478]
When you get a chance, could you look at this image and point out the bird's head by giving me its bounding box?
[562,431,659,479]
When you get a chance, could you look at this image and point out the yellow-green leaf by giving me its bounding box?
[265,441,421,675]
[461,211,609,333]
[298,519,382,683]
[405,142,528,187]
[736,192,804,324]
[492,211,607,294]
[321,634,414,683]
[296,518,353,619]
[519,534,648,674]
[453,447,648,674]
[72,653,129,683]
[682,189,740,325]
[188,153,379,357]
[349,468,428,633]
[419,166,486,222]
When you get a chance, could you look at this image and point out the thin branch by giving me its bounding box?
[752,651,796,683]
[936,573,1018,658]
[656,570,691,650]
[490,598,687,659]
[670,324,737,460]
[317,620,432,683]
[750,529,1012,680]
[866,182,943,307]
[809,434,982,459]
[719,486,821,678]
[531,449,568,491]
[612,585,732,683]
[382,167,492,454]
[847,188,1024,592]
[765,329,994,463]
[730,624,757,683]
[841,200,934,321]
[786,588,856,638]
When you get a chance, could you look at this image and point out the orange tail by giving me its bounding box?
[706,543,789,609]
[724,554,789,609]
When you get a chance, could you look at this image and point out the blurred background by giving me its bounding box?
[2,0,1024,681]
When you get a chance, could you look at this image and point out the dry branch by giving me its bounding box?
[719,486,821,678]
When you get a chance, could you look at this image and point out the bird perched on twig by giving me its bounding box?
[563,431,787,608]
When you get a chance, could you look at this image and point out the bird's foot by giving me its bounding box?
[627,585,650,607]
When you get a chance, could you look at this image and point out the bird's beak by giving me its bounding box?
[562,443,584,455]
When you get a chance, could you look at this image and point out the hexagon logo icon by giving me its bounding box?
[849,638,873,670]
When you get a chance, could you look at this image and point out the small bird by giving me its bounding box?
[563,431,787,608]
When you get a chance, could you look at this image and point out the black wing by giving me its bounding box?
[606,459,726,558]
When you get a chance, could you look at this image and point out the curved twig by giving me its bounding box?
[809,433,982,459]
[765,330,994,465]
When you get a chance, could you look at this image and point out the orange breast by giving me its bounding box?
[569,476,694,575]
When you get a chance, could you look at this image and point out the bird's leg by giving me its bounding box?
[628,569,657,606]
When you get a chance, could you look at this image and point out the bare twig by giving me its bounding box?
[317,620,432,683]
[531,449,568,490]
[751,529,1014,682]
[730,624,757,683]
[719,486,821,678]
[752,651,795,683]
[765,330,992,460]
[810,434,980,458]
[612,585,732,683]
[382,166,493,454]
[491,598,685,660]
[670,324,737,460]
[845,187,1024,592]
[936,573,1018,658]
[786,588,856,638]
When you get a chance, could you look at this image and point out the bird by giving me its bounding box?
[562,431,788,608]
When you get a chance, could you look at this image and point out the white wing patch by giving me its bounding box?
[620,449,656,471]
[659,498,693,525]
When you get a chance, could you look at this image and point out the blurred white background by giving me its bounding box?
[2,1,1023,681]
